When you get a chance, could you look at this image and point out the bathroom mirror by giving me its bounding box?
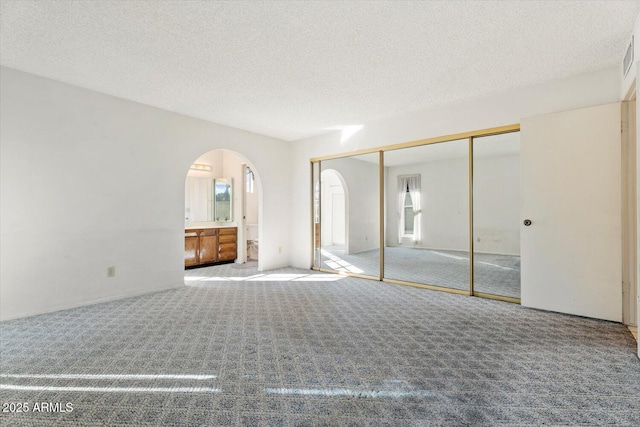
[214,178,233,222]
[185,176,213,222]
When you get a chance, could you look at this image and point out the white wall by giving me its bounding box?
[290,66,621,269]
[0,66,290,321]
[192,149,224,177]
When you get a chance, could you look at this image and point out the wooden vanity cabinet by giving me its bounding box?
[198,229,219,264]
[184,227,237,268]
[218,228,237,261]
[185,231,200,267]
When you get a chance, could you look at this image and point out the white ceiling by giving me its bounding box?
[1,1,638,141]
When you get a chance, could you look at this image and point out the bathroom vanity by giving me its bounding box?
[185,226,237,268]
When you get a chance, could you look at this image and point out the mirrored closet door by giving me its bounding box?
[317,153,380,279]
[383,139,470,293]
[472,133,521,300]
[312,162,321,268]
[311,126,521,304]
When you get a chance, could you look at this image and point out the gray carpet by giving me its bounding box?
[1,264,638,426]
[320,246,520,298]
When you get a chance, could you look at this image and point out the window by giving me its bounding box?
[246,166,255,193]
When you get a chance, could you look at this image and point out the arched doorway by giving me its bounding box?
[183,149,263,274]
[320,169,348,254]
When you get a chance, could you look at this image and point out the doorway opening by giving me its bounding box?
[245,164,259,262]
[183,149,262,275]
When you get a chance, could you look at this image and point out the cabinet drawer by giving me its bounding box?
[219,243,237,261]
[219,234,236,244]
[219,242,237,253]
[199,228,218,237]
[219,227,237,236]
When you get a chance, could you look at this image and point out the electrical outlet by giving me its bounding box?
[278,246,282,253]
[107,266,116,277]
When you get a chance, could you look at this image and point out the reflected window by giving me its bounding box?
[398,175,421,242]
[403,190,414,235]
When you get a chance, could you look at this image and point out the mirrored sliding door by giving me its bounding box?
[312,161,321,267]
[310,125,521,303]
[383,139,470,293]
[472,133,521,299]
[318,153,380,278]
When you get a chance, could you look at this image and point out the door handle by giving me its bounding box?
[523,219,532,226]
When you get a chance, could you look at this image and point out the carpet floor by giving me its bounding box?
[1,263,638,426]
[320,246,520,298]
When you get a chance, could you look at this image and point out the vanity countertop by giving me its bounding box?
[185,224,236,231]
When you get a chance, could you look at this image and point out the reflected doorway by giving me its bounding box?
[321,169,347,251]
[244,164,260,262]
[319,154,380,278]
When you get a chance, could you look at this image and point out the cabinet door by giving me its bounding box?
[219,243,237,261]
[185,232,199,267]
[199,229,219,264]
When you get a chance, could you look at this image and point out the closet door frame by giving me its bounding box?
[310,124,520,304]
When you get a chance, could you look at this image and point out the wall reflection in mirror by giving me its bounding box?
[473,133,521,299]
[319,154,380,278]
[185,176,213,222]
[384,139,469,292]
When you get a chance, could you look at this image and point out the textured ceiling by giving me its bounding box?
[1,1,639,141]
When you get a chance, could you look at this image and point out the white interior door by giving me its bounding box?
[521,103,622,322]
